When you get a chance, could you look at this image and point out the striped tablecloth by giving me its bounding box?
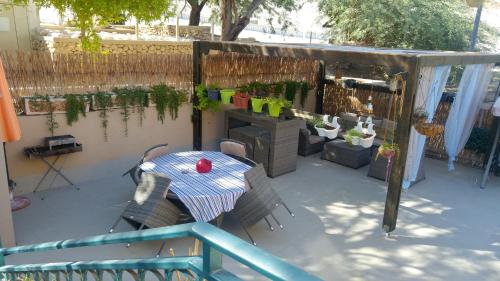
[140,151,251,222]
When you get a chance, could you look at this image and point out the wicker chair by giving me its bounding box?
[123,144,169,185]
[108,173,181,251]
[298,120,326,156]
[220,138,247,158]
[231,164,294,245]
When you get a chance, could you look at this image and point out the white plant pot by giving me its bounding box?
[315,126,326,137]
[351,136,360,145]
[360,134,375,148]
[323,127,339,139]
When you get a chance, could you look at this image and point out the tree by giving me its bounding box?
[219,0,300,41]
[187,0,208,26]
[319,0,492,51]
[15,0,175,50]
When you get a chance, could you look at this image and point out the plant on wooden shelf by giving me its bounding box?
[194,84,220,112]
[220,88,236,105]
[265,97,291,118]
[206,84,220,101]
[94,91,112,141]
[233,86,250,109]
[64,94,88,126]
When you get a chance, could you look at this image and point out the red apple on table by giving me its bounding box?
[196,158,212,173]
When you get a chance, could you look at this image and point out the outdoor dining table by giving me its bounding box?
[140,151,252,222]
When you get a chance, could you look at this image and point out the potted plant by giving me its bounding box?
[250,83,269,113]
[376,142,399,160]
[265,97,291,118]
[344,128,363,145]
[233,86,250,109]
[312,116,338,139]
[413,107,444,137]
[24,95,68,115]
[220,88,236,105]
[206,84,220,101]
[194,84,220,112]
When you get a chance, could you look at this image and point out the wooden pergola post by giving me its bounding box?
[192,41,202,151]
[382,57,421,233]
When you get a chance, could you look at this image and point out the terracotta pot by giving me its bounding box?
[233,93,250,109]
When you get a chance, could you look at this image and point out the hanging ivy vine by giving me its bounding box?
[299,82,309,109]
[284,81,298,103]
[151,84,186,123]
[130,87,148,126]
[114,88,134,137]
[94,91,112,141]
[65,94,88,125]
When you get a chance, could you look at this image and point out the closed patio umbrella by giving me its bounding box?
[0,57,27,211]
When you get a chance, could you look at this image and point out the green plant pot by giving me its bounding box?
[251,97,265,113]
[220,89,235,105]
[267,102,282,117]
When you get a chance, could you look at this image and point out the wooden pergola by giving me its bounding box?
[191,40,500,233]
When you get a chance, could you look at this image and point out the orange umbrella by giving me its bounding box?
[0,57,21,142]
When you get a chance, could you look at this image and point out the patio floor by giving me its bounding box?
[6,153,500,281]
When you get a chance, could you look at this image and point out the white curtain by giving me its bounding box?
[403,65,451,189]
[445,63,494,170]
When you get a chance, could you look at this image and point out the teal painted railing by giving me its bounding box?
[0,223,320,281]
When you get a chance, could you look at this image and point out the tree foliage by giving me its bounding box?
[15,0,175,50]
[319,0,493,51]
[218,0,301,41]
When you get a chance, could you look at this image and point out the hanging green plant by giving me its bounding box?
[299,82,309,109]
[166,88,187,120]
[64,94,87,126]
[94,91,112,141]
[285,81,298,103]
[34,95,59,136]
[273,82,285,97]
[130,87,148,126]
[150,84,169,123]
[114,88,134,137]
[194,84,220,112]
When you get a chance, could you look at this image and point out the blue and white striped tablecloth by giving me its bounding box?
[140,151,251,222]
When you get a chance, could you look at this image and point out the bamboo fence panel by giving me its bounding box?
[202,52,319,87]
[323,82,494,167]
[1,51,193,100]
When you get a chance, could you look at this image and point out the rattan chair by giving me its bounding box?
[231,164,294,245]
[220,138,247,158]
[123,144,169,185]
[108,173,181,251]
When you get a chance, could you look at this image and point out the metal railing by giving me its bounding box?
[0,223,320,281]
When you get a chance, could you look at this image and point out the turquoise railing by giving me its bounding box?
[0,223,320,281]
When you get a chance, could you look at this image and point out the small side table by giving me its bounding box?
[321,140,371,169]
[25,143,82,198]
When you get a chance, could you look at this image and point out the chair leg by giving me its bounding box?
[282,202,295,217]
[270,213,283,230]
[264,217,274,231]
[108,214,123,233]
[242,226,257,246]
[156,241,166,258]
[127,223,145,248]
